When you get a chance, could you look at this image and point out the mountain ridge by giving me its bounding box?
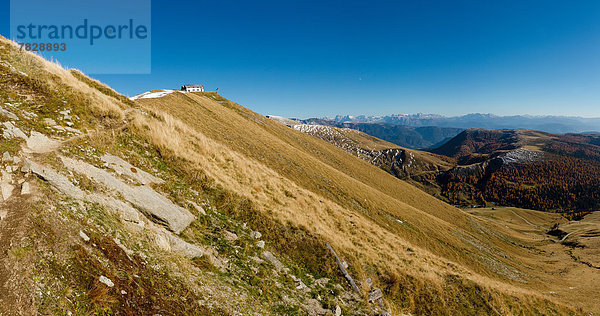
[326,113,600,134]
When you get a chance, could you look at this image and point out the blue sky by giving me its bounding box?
[1,0,600,118]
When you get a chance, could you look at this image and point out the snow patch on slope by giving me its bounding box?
[130,90,176,100]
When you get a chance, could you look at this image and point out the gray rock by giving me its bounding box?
[335,305,342,316]
[60,156,194,234]
[262,251,285,272]
[79,230,90,242]
[224,230,238,241]
[1,183,14,201]
[2,122,27,140]
[302,298,329,315]
[167,233,204,258]
[251,231,262,239]
[100,154,164,185]
[1,170,11,183]
[20,182,30,195]
[26,159,142,225]
[314,278,330,288]
[21,159,31,173]
[188,201,206,215]
[296,280,309,291]
[25,131,61,153]
[0,108,18,120]
[368,288,383,303]
[99,275,114,287]
[2,151,11,162]
[257,240,265,248]
[43,118,57,126]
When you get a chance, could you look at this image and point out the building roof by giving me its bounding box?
[182,84,204,88]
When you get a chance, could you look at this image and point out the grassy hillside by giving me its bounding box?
[0,36,597,314]
[280,121,454,200]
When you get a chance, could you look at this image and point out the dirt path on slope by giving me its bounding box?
[0,195,36,315]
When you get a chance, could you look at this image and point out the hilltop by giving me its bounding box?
[0,36,598,314]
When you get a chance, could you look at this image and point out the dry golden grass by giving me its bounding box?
[133,92,592,314]
[0,36,124,119]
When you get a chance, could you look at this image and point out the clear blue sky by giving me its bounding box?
[1,0,599,118]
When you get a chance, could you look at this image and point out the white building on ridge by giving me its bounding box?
[181,84,204,92]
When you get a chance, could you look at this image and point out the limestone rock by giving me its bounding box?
[1,170,11,182]
[21,159,31,173]
[43,118,57,126]
[368,288,383,303]
[251,231,262,239]
[99,276,114,287]
[20,182,30,195]
[100,154,164,185]
[262,251,285,272]
[167,233,204,258]
[1,183,14,201]
[155,230,204,258]
[188,200,206,215]
[27,159,142,225]
[79,230,90,242]
[224,230,238,241]
[257,240,265,248]
[0,108,18,120]
[25,131,61,153]
[2,122,27,140]
[2,151,11,162]
[155,232,171,251]
[60,156,194,234]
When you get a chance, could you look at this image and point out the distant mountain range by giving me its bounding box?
[328,113,600,134]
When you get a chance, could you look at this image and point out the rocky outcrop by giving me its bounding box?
[100,154,164,185]
[59,156,194,234]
